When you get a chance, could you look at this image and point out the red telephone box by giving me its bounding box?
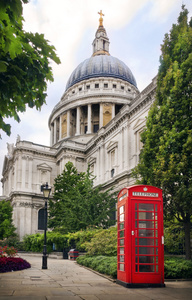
[117,185,165,288]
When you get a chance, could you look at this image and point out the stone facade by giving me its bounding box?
[1,18,157,240]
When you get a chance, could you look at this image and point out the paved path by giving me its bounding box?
[0,254,192,300]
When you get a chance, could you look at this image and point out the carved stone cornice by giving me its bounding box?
[19,202,43,209]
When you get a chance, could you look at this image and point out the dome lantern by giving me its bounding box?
[92,10,110,56]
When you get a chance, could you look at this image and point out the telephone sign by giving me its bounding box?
[117,185,165,288]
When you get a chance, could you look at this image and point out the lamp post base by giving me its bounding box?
[42,255,48,269]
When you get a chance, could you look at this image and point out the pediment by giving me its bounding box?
[107,141,118,152]
[133,118,145,131]
[88,156,96,165]
[37,163,52,171]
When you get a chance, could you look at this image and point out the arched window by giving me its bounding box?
[103,40,105,50]
[38,208,45,230]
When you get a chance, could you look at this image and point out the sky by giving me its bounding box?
[0,0,192,195]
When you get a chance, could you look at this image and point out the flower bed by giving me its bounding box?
[0,246,31,273]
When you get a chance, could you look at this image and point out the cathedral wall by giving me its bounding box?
[85,80,156,193]
[12,195,45,240]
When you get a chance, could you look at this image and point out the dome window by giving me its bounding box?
[113,84,117,89]
[95,83,99,88]
[121,86,124,90]
[86,85,90,89]
[72,90,75,94]
[79,87,82,91]
[104,83,108,88]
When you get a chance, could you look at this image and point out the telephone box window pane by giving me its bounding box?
[120,231,124,238]
[156,257,158,264]
[139,203,154,211]
[138,238,154,246]
[139,230,154,237]
[139,256,154,263]
[139,265,155,272]
[120,239,124,246]
[139,247,154,255]
[156,239,158,246]
[120,214,124,222]
[139,221,153,228]
[120,255,124,262]
[155,231,158,237]
[139,212,154,220]
[120,247,124,254]
[119,222,124,230]
[155,222,158,229]
[155,213,158,220]
[119,206,124,214]
[119,264,124,271]
[135,256,138,263]
[156,248,158,255]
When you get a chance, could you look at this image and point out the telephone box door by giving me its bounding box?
[131,200,164,284]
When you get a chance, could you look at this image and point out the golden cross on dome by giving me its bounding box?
[98,10,104,26]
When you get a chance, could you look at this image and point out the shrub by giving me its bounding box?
[77,255,192,280]
[77,255,117,278]
[84,227,117,256]
[0,236,25,251]
[0,257,31,273]
[164,256,192,279]
[22,228,105,253]
[68,227,101,251]
[23,232,68,253]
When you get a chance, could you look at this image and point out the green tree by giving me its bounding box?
[132,5,192,260]
[0,200,17,239]
[48,162,116,233]
[0,0,60,136]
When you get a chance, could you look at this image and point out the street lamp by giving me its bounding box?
[41,182,51,269]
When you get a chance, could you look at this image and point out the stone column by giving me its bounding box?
[50,124,54,146]
[67,110,70,137]
[87,104,92,134]
[21,156,26,190]
[13,157,18,191]
[100,143,105,181]
[76,107,80,135]
[59,115,62,140]
[97,147,100,183]
[54,119,57,144]
[28,157,33,191]
[124,125,129,170]
[118,129,123,172]
[99,104,103,128]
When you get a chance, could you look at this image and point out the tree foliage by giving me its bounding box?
[0,0,60,136]
[0,200,17,239]
[48,162,116,233]
[132,5,192,259]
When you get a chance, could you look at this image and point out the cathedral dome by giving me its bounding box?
[65,55,137,91]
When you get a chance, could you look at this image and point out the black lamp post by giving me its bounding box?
[41,182,51,269]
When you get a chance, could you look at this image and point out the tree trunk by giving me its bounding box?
[184,219,191,260]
